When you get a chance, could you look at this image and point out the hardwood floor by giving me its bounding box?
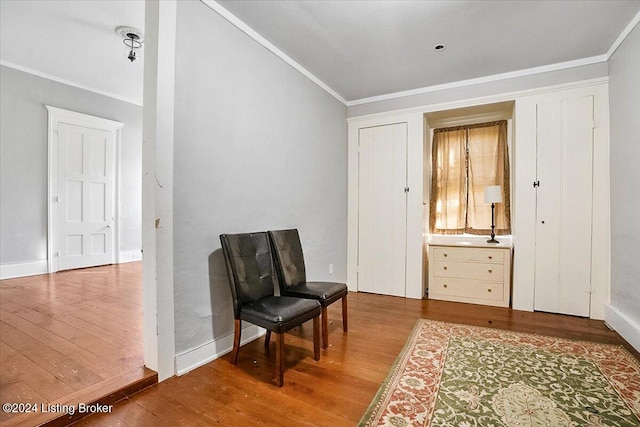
[0,263,149,425]
[79,291,638,427]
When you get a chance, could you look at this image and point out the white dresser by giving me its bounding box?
[427,241,512,307]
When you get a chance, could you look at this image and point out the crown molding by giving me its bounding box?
[606,10,640,59]
[0,60,143,106]
[346,55,607,107]
[200,0,348,106]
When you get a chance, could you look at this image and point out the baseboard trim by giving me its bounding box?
[119,250,143,263]
[604,303,640,352]
[0,260,48,280]
[174,324,266,376]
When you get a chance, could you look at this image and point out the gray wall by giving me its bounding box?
[172,1,348,355]
[347,62,608,117]
[608,25,640,326]
[0,65,142,265]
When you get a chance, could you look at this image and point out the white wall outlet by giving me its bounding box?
[329,263,334,274]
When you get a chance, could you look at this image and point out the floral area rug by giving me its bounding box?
[359,319,640,427]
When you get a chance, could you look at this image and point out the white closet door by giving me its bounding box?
[358,123,407,297]
[534,95,593,316]
[58,123,115,271]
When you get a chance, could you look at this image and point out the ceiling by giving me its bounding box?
[0,0,145,105]
[1,1,639,106]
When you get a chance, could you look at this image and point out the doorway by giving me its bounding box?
[46,106,123,273]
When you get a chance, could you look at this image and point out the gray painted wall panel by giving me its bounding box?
[0,65,142,265]
[173,1,347,354]
[608,25,640,324]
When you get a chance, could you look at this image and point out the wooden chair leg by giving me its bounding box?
[232,319,241,364]
[342,294,348,332]
[265,330,271,349]
[313,316,320,361]
[275,332,284,387]
[321,306,328,349]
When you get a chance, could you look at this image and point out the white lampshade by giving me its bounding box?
[484,185,502,204]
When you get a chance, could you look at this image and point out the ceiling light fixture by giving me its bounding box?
[116,26,144,62]
[434,44,445,51]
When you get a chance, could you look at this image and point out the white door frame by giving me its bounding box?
[46,105,124,273]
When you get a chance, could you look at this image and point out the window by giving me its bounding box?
[429,120,511,235]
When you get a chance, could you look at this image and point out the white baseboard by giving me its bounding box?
[174,324,266,376]
[604,303,640,352]
[119,250,143,263]
[0,260,48,280]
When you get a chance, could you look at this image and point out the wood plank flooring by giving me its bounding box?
[0,263,146,425]
[79,291,638,427]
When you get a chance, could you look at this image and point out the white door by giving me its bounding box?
[358,123,407,297]
[57,123,115,271]
[534,95,593,316]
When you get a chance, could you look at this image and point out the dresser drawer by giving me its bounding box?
[428,243,512,308]
[432,260,504,281]
[431,246,504,263]
[430,277,504,302]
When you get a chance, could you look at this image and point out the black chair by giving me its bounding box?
[268,229,348,350]
[220,232,321,387]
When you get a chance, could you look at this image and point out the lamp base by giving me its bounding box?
[487,238,500,244]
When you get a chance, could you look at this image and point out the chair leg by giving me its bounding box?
[275,332,284,387]
[321,306,328,349]
[265,330,271,349]
[342,294,348,332]
[232,319,241,365]
[313,315,320,361]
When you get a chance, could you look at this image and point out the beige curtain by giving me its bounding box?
[430,127,467,234]
[430,121,511,235]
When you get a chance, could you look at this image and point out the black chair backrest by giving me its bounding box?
[269,229,307,289]
[220,232,278,318]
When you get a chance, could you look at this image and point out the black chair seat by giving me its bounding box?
[287,281,347,306]
[241,296,321,334]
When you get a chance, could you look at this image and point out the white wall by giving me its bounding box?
[172,1,347,368]
[607,24,640,350]
[0,66,142,276]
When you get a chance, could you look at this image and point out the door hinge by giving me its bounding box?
[533,181,540,188]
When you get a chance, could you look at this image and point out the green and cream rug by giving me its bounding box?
[359,319,640,427]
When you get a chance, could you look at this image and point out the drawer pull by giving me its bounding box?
[488,269,493,273]
[487,288,492,293]
[488,256,493,260]
[443,266,448,270]
[443,284,448,288]
[444,253,448,257]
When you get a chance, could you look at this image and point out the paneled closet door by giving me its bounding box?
[534,95,594,317]
[358,123,407,297]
